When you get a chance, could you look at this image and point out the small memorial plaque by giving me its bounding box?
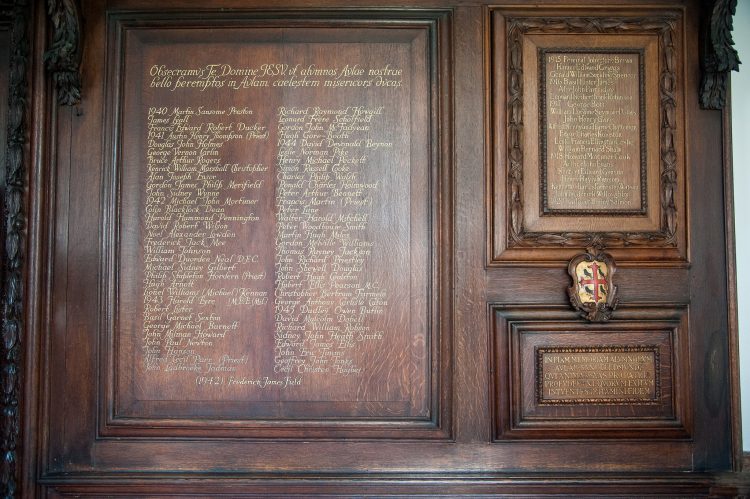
[541,50,646,214]
[537,346,659,404]
[494,309,688,439]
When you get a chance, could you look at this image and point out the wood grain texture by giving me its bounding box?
[7,0,742,496]
[492,306,690,440]
[723,86,742,472]
[96,11,453,440]
[488,7,688,266]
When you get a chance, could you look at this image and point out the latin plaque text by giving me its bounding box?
[537,346,659,403]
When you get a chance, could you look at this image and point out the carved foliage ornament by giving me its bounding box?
[699,0,741,110]
[2,0,29,496]
[567,250,619,322]
[506,16,678,249]
[44,0,82,106]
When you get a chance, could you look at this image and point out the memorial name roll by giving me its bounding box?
[116,28,431,419]
[541,50,645,214]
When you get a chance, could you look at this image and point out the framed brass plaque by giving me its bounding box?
[492,306,690,440]
[537,346,659,405]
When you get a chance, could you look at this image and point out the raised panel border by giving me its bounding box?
[491,304,691,440]
[97,9,454,440]
[487,7,688,267]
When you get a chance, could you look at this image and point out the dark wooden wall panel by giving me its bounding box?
[492,306,690,440]
[95,12,453,440]
[7,0,741,496]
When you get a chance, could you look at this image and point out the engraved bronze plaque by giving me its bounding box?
[537,346,659,404]
[111,23,436,423]
[541,50,646,214]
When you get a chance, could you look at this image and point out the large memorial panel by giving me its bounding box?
[101,17,449,436]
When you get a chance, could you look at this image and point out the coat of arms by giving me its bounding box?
[567,250,618,322]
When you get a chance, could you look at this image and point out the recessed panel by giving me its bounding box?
[492,307,690,440]
[489,11,686,264]
[102,15,448,437]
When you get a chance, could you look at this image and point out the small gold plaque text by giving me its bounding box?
[537,346,659,404]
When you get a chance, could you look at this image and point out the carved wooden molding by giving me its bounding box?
[506,16,678,249]
[493,307,689,440]
[44,0,82,105]
[2,1,29,497]
[699,0,740,110]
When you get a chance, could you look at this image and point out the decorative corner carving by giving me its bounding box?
[567,249,619,322]
[506,16,678,249]
[2,1,30,497]
[699,0,741,110]
[44,0,82,106]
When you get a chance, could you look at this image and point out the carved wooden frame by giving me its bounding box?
[1,1,29,496]
[491,305,691,441]
[489,11,686,265]
[508,16,677,249]
[44,0,83,106]
[0,0,83,493]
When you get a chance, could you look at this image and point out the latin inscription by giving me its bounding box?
[542,51,645,213]
[537,346,659,403]
[132,45,419,404]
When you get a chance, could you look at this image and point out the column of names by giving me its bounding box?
[544,52,643,212]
